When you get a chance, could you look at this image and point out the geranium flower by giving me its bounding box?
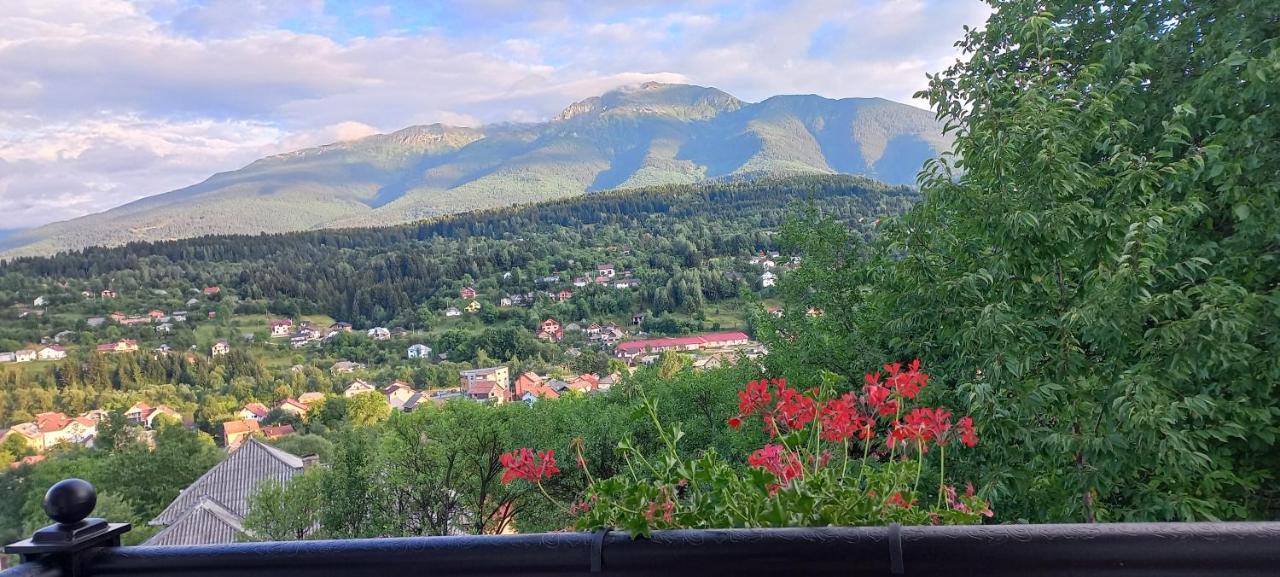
[500,448,559,484]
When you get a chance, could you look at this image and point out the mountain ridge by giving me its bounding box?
[1,82,948,257]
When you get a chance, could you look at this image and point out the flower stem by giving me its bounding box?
[536,481,568,513]
[936,444,947,508]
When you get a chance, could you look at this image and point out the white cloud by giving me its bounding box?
[0,0,991,229]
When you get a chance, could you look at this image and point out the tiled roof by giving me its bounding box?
[144,497,245,546]
[151,438,303,527]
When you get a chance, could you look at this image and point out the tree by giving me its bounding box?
[345,393,391,427]
[770,0,1279,522]
[244,469,324,541]
[93,411,133,453]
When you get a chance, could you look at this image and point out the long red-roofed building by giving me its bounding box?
[614,331,751,359]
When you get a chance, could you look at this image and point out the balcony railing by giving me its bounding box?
[5,479,1279,577]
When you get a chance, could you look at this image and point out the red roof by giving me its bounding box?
[467,380,504,398]
[242,403,270,418]
[35,412,71,433]
[222,419,260,436]
[262,424,295,439]
[615,331,750,354]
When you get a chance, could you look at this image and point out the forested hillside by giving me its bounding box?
[2,175,912,328]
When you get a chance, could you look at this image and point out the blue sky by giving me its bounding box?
[0,0,990,229]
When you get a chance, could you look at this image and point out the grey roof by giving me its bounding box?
[151,438,303,528]
[144,497,246,546]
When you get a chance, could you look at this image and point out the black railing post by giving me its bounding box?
[4,479,130,577]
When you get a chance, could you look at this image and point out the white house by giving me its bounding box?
[211,340,230,356]
[37,345,67,361]
[444,307,461,317]
[407,344,432,359]
[33,296,46,307]
[368,327,391,341]
[15,350,37,363]
[596,264,616,278]
[760,271,778,288]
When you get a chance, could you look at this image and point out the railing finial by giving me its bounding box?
[4,478,131,574]
[44,478,97,526]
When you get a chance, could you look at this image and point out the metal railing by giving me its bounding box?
[6,479,1280,577]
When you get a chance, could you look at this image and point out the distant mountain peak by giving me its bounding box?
[555,82,743,122]
[1,83,948,257]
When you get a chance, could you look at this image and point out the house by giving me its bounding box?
[557,290,574,302]
[693,356,723,371]
[171,311,188,322]
[632,313,645,325]
[566,374,601,393]
[330,361,365,374]
[261,424,295,440]
[573,277,589,287]
[343,379,378,398]
[185,298,200,307]
[211,340,230,356]
[145,438,304,546]
[766,306,784,318]
[537,318,563,342]
[614,279,640,289]
[33,296,46,307]
[269,319,293,338]
[28,412,98,450]
[596,264,616,278]
[329,322,354,333]
[155,323,174,333]
[96,340,139,354]
[36,345,66,361]
[593,275,610,286]
[383,382,416,409]
[368,327,391,341]
[614,331,752,360]
[120,316,151,326]
[14,350,36,363]
[444,307,462,317]
[460,287,477,299]
[202,286,221,296]
[464,301,481,314]
[148,309,166,320]
[0,352,15,363]
[460,366,510,389]
[499,297,513,307]
[220,419,261,450]
[298,392,326,406]
[100,289,117,299]
[467,380,508,404]
[513,372,544,397]
[760,271,778,288]
[53,330,76,343]
[520,383,560,403]
[407,344,432,359]
[123,402,184,429]
[597,373,621,390]
[237,403,270,422]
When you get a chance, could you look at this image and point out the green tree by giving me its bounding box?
[770,0,1279,522]
[345,393,391,427]
[244,468,324,540]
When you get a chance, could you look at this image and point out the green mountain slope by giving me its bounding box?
[2,82,949,256]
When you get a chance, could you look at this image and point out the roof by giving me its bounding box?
[615,331,751,354]
[468,380,503,397]
[144,497,246,546]
[151,438,303,527]
[222,419,260,436]
[262,424,295,438]
[242,403,270,418]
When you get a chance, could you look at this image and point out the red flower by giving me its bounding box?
[819,393,866,443]
[747,444,804,490]
[887,359,929,399]
[727,416,743,429]
[904,407,952,444]
[499,448,560,484]
[864,383,898,416]
[774,385,818,431]
[958,416,978,447]
[886,491,914,509]
[737,379,774,416]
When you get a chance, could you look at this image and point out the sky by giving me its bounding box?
[0,0,991,230]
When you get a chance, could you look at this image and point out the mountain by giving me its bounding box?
[1,82,949,257]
